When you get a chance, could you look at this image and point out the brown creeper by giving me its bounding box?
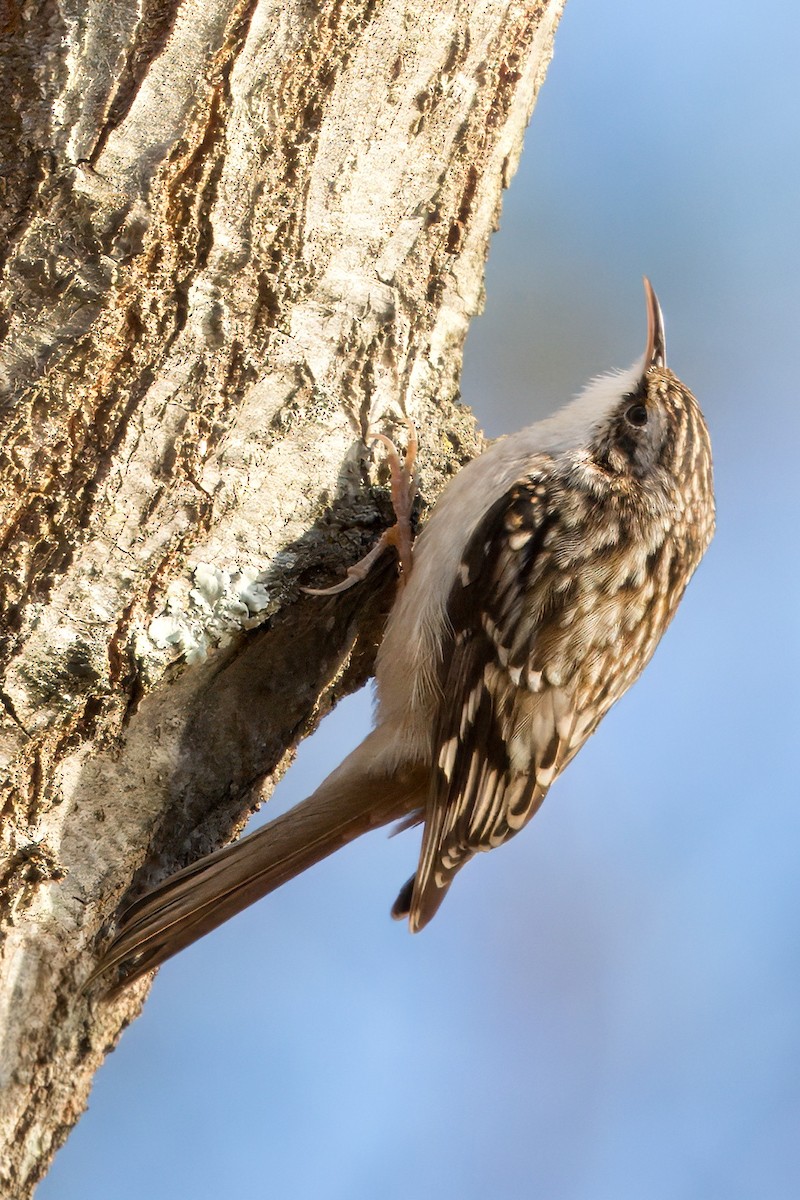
[95,279,714,988]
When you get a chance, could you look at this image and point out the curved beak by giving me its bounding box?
[643,276,667,370]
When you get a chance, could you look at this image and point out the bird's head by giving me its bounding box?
[591,279,712,495]
[537,280,714,547]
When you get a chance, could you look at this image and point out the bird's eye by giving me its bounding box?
[625,403,648,427]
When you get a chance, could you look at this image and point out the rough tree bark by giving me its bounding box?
[0,0,565,1191]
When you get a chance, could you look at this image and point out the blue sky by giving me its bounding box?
[42,2,800,1197]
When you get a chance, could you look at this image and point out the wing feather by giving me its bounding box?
[404,471,584,930]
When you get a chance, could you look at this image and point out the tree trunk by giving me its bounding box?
[0,0,565,1190]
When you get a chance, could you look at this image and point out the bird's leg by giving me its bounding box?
[304,419,418,596]
[371,419,417,582]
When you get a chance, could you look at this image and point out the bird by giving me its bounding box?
[94,278,715,990]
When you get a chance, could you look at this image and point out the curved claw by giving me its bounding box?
[301,536,394,596]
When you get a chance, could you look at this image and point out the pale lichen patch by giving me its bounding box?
[144,562,271,666]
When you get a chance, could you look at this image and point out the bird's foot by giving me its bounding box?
[304,419,418,596]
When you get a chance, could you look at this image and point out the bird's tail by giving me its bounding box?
[93,737,428,992]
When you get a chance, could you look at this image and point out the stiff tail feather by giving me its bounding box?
[93,746,428,992]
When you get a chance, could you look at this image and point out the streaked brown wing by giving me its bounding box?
[404,472,583,931]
